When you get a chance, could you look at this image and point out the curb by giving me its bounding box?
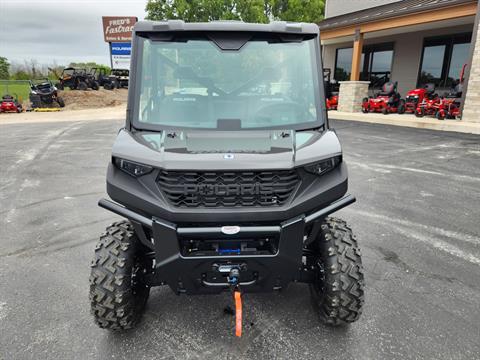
[329,111,480,135]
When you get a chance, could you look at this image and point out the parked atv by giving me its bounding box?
[111,69,129,88]
[0,94,22,113]
[29,79,65,109]
[362,81,405,114]
[323,68,339,110]
[90,67,119,90]
[90,20,364,336]
[56,67,99,91]
[83,69,100,90]
[404,83,437,113]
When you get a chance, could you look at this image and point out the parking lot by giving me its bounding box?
[1,116,479,359]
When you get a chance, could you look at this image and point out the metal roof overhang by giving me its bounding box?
[319,0,478,40]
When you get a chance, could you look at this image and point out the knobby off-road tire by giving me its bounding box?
[309,217,365,326]
[77,81,88,91]
[89,220,152,330]
[57,97,65,108]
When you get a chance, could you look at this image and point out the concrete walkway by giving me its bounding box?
[0,105,125,125]
[2,105,480,134]
[329,111,480,134]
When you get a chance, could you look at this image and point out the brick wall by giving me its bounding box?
[462,24,480,123]
[338,81,370,112]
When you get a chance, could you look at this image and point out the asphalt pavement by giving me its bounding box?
[1,117,479,360]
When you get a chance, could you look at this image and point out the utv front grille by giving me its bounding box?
[157,170,300,207]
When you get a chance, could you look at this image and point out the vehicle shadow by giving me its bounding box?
[102,283,355,359]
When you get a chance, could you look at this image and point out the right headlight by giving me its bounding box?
[304,155,342,176]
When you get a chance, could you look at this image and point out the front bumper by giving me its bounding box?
[98,194,355,294]
[106,162,349,224]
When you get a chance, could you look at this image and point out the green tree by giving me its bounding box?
[145,0,324,23]
[273,0,324,22]
[11,70,30,80]
[0,57,10,80]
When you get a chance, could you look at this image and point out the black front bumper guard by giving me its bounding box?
[98,195,355,294]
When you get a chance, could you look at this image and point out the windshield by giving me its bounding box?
[134,36,322,130]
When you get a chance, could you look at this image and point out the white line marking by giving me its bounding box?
[348,161,480,183]
[348,209,480,246]
[346,209,480,265]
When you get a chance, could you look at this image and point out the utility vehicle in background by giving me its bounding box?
[56,67,99,91]
[90,68,119,90]
[111,69,129,88]
[29,79,65,108]
[90,20,365,336]
[323,68,339,110]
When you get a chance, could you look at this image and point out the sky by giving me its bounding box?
[0,0,147,66]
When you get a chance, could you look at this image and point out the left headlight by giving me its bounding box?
[304,155,342,176]
[113,157,153,177]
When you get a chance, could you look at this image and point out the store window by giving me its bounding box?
[334,43,394,88]
[360,43,394,88]
[334,47,353,81]
[418,33,471,88]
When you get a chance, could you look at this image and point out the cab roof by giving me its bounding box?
[134,20,319,36]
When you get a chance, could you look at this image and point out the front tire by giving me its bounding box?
[309,218,365,326]
[89,220,152,330]
[77,81,88,91]
[435,111,445,120]
[57,97,65,108]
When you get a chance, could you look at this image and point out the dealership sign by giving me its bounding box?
[110,42,132,69]
[102,16,137,42]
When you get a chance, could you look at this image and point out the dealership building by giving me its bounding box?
[319,0,480,123]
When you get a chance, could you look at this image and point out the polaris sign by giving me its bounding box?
[110,42,131,70]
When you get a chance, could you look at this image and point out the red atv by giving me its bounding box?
[362,82,405,114]
[0,94,23,113]
[405,83,437,113]
[323,68,339,110]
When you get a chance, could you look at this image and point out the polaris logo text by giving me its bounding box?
[184,183,273,196]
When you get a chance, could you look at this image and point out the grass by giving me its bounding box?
[0,80,69,105]
[0,81,31,103]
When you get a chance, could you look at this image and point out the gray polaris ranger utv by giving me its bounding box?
[90,20,364,334]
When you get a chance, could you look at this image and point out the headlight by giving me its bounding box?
[304,155,342,176]
[113,157,153,177]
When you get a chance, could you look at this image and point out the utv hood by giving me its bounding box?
[111,129,341,170]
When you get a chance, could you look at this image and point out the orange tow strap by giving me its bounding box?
[234,290,242,337]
